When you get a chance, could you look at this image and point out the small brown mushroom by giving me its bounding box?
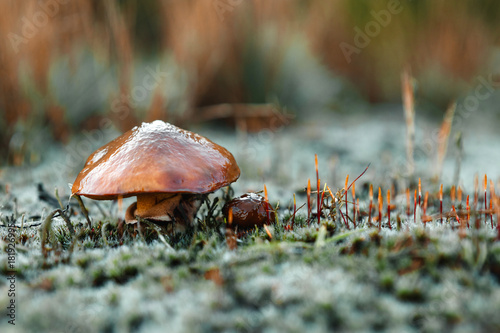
[72,120,240,230]
[222,193,275,229]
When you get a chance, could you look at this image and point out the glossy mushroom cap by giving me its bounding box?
[72,120,240,199]
[222,193,275,229]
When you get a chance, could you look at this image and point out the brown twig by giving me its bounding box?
[435,102,456,181]
[387,189,391,230]
[316,154,321,224]
[73,195,92,229]
[402,68,415,181]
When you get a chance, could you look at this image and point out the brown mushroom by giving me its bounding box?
[72,120,240,230]
[222,193,275,229]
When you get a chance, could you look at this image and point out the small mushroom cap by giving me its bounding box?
[72,121,240,199]
[222,193,275,229]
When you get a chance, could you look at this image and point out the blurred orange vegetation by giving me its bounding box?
[0,0,498,164]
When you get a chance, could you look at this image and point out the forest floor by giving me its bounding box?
[1,105,500,332]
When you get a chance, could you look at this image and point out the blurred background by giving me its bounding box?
[1,0,500,197]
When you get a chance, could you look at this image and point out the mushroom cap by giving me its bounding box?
[72,120,240,200]
[222,193,275,229]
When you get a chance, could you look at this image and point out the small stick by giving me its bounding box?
[55,188,64,210]
[320,183,327,216]
[264,225,273,239]
[317,178,322,225]
[345,175,349,226]
[490,180,495,228]
[41,209,75,258]
[474,174,479,230]
[368,184,373,227]
[490,192,493,229]
[356,198,359,227]
[496,197,500,240]
[493,193,500,241]
[435,102,456,180]
[378,187,382,231]
[406,188,410,216]
[73,194,92,229]
[352,183,356,228]
[55,209,75,236]
[315,154,320,225]
[387,189,392,230]
[317,182,328,226]
[307,179,311,223]
[54,189,75,234]
[18,214,25,239]
[474,174,479,211]
[414,189,417,223]
[228,207,233,227]
[418,178,422,208]
[41,210,57,258]
[440,184,443,224]
[458,186,463,209]
[327,187,349,229]
[339,205,350,230]
[402,69,415,179]
[292,193,296,229]
[346,164,370,190]
[264,184,270,224]
[452,205,465,239]
[423,191,429,220]
[484,175,488,227]
[451,185,456,207]
[466,195,470,229]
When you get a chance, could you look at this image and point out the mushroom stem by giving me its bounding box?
[136,193,178,216]
[125,202,137,223]
[125,193,204,228]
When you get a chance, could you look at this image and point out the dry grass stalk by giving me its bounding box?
[466,195,470,229]
[368,184,373,227]
[440,184,444,224]
[413,190,417,223]
[452,205,465,239]
[423,191,429,220]
[458,186,463,208]
[418,178,422,208]
[451,185,456,206]
[406,188,410,216]
[344,175,349,225]
[387,190,392,230]
[307,179,311,222]
[495,197,500,240]
[378,187,382,231]
[103,0,137,131]
[490,180,495,228]
[484,175,488,226]
[351,183,356,227]
[316,154,321,224]
[401,69,416,181]
[435,103,456,181]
